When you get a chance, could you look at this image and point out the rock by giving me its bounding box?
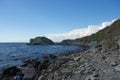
[49,54,57,59]
[0,66,20,79]
[13,71,24,80]
[46,73,54,80]
[73,56,81,61]
[111,61,118,67]
[115,64,120,71]
[105,57,117,66]
[28,59,40,68]
[95,44,102,48]
[67,73,81,80]
[38,57,49,70]
[59,67,71,74]
[22,67,36,80]
[53,72,59,80]
[85,74,99,80]
[29,37,54,45]
[118,39,120,52]
[38,75,44,80]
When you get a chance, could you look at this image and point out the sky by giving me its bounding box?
[0,0,120,42]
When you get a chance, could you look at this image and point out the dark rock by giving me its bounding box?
[20,63,28,67]
[93,74,99,77]
[29,37,54,45]
[49,54,57,59]
[38,75,44,80]
[38,57,50,70]
[13,71,24,80]
[0,66,20,79]
[101,56,107,60]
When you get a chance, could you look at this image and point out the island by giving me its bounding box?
[29,37,54,45]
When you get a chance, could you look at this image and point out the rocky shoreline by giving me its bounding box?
[0,43,120,80]
[0,49,82,80]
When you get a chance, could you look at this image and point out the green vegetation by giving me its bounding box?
[75,19,120,50]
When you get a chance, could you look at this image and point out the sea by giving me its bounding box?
[0,43,82,74]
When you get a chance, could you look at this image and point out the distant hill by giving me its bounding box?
[61,19,120,50]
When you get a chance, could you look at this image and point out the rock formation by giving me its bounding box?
[29,37,54,45]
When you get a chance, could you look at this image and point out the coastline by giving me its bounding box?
[0,48,82,80]
[1,44,120,80]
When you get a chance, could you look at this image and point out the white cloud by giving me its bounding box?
[46,19,116,42]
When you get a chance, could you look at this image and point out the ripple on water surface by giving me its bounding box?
[0,43,82,73]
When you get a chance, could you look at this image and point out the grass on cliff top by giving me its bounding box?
[75,19,120,45]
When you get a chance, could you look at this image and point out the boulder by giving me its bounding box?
[22,67,36,80]
[29,37,54,45]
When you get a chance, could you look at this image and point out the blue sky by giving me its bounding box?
[0,0,120,42]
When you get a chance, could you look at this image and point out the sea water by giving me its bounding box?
[0,43,82,74]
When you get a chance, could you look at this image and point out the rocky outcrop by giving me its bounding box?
[29,37,54,45]
[1,44,120,80]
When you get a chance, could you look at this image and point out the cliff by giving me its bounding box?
[61,19,120,50]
